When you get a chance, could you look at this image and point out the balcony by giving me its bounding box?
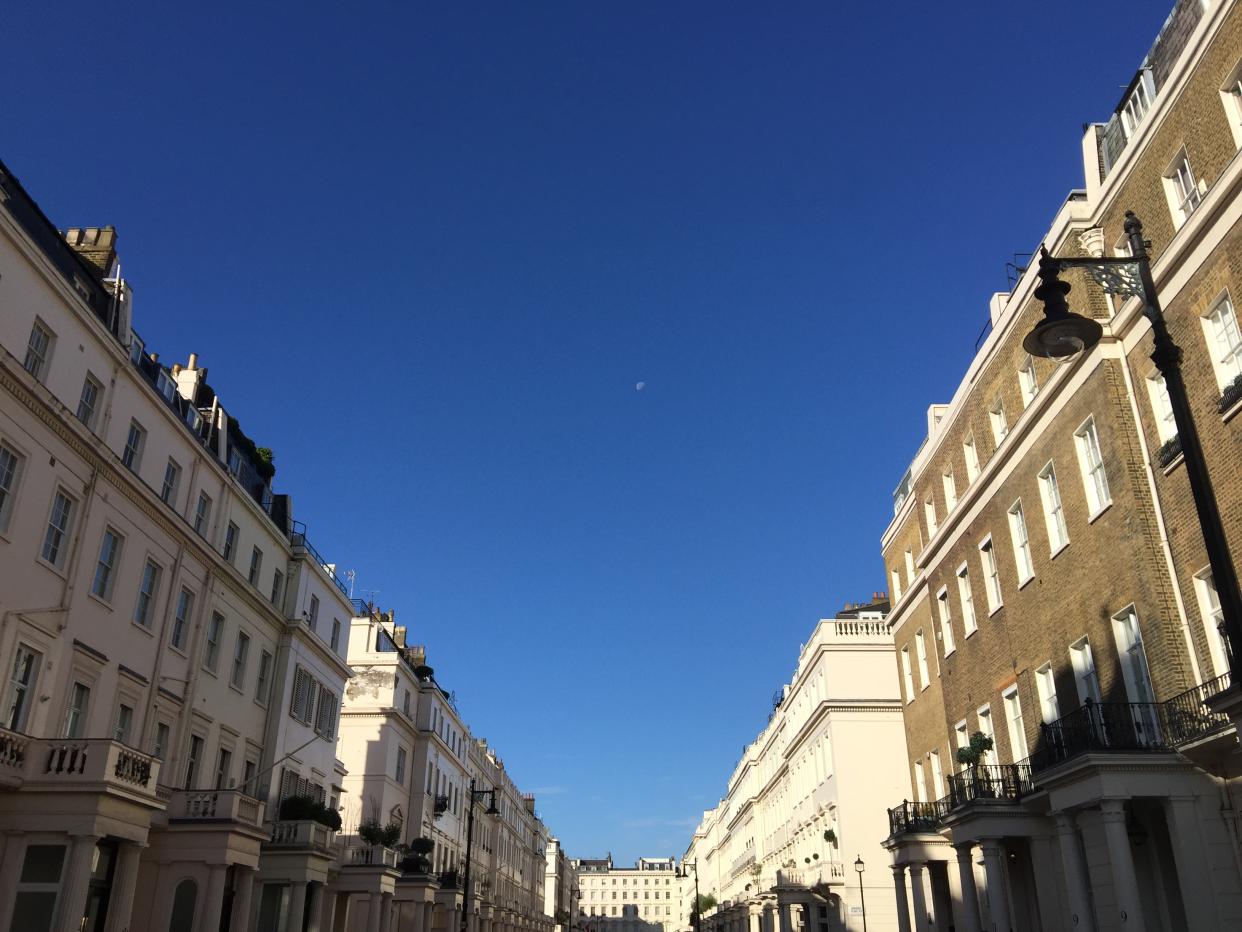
[343,844,401,869]
[944,763,1033,808]
[887,799,948,836]
[1030,672,1233,774]
[167,789,264,828]
[0,731,162,803]
[266,819,339,855]
[290,521,351,598]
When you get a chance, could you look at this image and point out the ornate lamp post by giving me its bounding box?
[853,856,866,932]
[678,861,701,932]
[1023,212,1242,686]
[461,779,500,932]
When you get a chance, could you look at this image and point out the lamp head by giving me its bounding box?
[486,796,500,817]
[853,855,865,873]
[1023,247,1102,362]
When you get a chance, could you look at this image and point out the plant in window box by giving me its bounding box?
[822,828,837,847]
[954,732,995,798]
[439,869,460,889]
[1155,435,1182,468]
[1218,373,1242,414]
[434,794,451,817]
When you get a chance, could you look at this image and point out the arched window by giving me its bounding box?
[169,879,197,931]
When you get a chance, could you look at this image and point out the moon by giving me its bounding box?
[635,381,646,391]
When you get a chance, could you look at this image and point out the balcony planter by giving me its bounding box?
[1155,435,1182,469]
[279,794,342,831]
[359,819,402,847]
[409,837,435,855]
[439,869,460,889]
[1218,374,1242,415]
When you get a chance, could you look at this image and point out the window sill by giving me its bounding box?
[1049,541,1070,560]
[988,604,1004,618]
[35,557,69,580]
[1017,575,1035,591]
[167,643,188,658]
[1087,502,1113,525]
[131,620,155,637]
[1222,394,1242,424]
[228,683,245,696]
[87,592,115,612]
[944,646,956,658]
[201,666,219,678]
[1161,451,1185,475]
[964,626,979,640]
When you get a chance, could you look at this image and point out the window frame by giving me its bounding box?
[1200,292,1242,392]
[160,458,182,507]
[978,535,1003,614]
[121,420,146,473]
[132,558,163,629]
[90,527,125,603]
[1007,499,1035,585]
[76,373,103,430]
[23,318,55,381]
[957,562,978,636]
[1018,355,1039,407]
[936,585,956,655]
[1037,460,1070,555]
[1074,417,1111,519]
[39,488,77,572]
[1163,147,1202,227]
[203,613,224,674]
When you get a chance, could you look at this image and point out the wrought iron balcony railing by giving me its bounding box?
[945,763,1033,807]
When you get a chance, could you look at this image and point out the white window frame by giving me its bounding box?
[230,631,250,691]
[942,468,957,512]
[1035,662,1060,724]
[23,319,55,381]
[91,528,124,602]
[203,612,224,674]
[248,547,263,586]
[76,373,103,429]
[904,549,916,585]
[1201,292,1242,392]
[975,704,997,766]
[1069,637,1102,705]
[900,647,914,704]
[915,629,930,689]
[63,680,91,739]
[989,398,1008,445]
[0,441,23,535]
[122,420,146,472]
[160,458,181,507]
[1163,148,1202,228]
[40,488,76,571]
[929,749,945,798]
[963,434,980,484]
[4,643,42,732]
[193,492,212,537]
[957,563,978,636]
[1119,70,1153,138]
[170,588,194,652]
[954,720,970,773]
[1018,355,1039,408]
[1038,460,1070,555]
[1220,59,1242,149]
[1145,371,1178,443]
[1194,568,1229,678]
[891,568,903,604]
[256,649,273,705]
[937,586,956,655]
[924,495,938,536]
[223,522,239,563]
[979,535,1003,613]
[1074,418,1111,518]
[1007,500,1034,585]
[133,558,162,628]
[1002,686,1029,760]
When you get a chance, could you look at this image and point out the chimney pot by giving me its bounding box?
[188,352,198,369]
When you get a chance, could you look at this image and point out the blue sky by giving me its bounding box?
[6,1,1173,861]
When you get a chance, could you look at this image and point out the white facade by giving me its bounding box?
[684,603,907,932]
[575,855,685,932]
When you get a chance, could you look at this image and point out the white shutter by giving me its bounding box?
[290,667,310,722]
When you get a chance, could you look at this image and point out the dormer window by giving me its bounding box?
[1119,70,1153,138]
[129,337,144,366]
[157,370,176,403]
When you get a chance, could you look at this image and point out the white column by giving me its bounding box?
[335,893,355,932]
[890,865,911,932]
[367,891,386,932]
[102,841,143,932]
[306,882,324,932]
[1053,814,1094,932]
[906,862,930,932]
[978,841,1009,932]
[1099,800,1146,932]
[0,832,25,932]
[231,867,256,932]
[55,833,100,932]
[287,881,309,932]
[952,845,981,932]
[1165,796,1218,930]
[199,863,230,932]
[379,891,395,932]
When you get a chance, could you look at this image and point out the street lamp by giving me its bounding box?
[678,861,701,932]
[853,856,866,932]
[1023,212,1242,680]
[461,778,501,932]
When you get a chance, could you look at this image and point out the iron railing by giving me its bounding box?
[887,799,947,835]
[289,521,350,598]
[945,763,1033,807]
[1161,670,1233,745]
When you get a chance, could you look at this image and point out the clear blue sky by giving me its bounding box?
[7,1,1172,862]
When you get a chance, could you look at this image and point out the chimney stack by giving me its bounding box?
[64,227,118,277]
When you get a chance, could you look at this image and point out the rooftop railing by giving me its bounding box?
[290,521,350,598]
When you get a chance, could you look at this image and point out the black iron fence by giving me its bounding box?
[945,763,1033,807]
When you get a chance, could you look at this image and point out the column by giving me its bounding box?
[102,841,143,932]
[380,891,395,932]
[368,891,386,932]
[319,886,338,932]
[1165,796,1219,930]
[306,882,324,932]
[231,867,256,932]
[199,863,230,932]
[335,893,355,932]
[287,881,309,932]
[952,845,981,932]
[761,902,774,932]
[890,865,911,932]
[777,902,792,932]
[1099,800,1146,932]
[1053,814,1094,932]
[55,833,100,932]
[978,841,1009,932]
[906,862,930,932]
[0,832,25,932]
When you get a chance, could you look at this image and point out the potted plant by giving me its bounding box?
[358,819,385,846]
[822,829,836,847]
[955,731,995,797]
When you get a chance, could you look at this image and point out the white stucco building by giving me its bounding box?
[683,598,908,932]
[574,855,684,932]
[0,160,354,932]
